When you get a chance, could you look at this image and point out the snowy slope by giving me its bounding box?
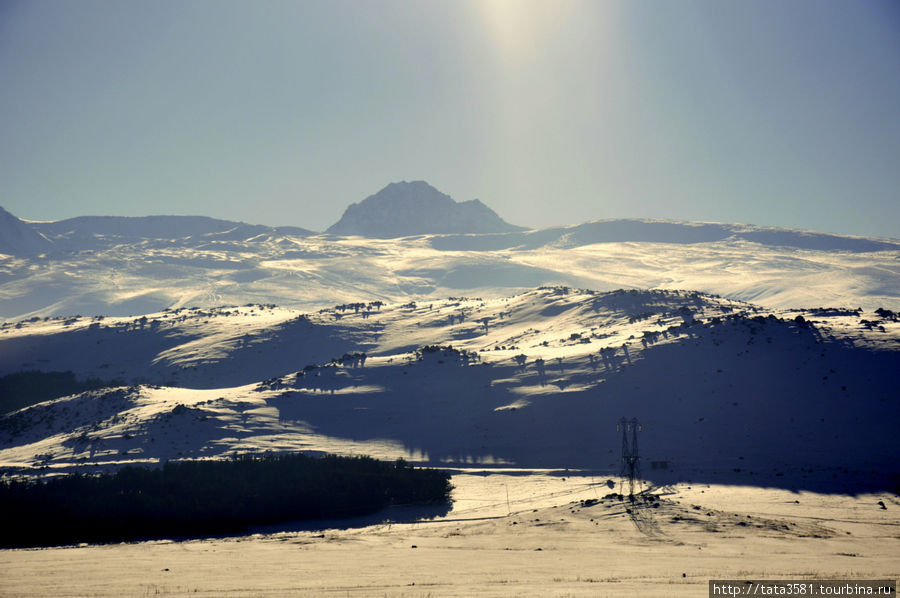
[2,288,897,492]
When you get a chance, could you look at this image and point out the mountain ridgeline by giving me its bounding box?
[0,181,521,254]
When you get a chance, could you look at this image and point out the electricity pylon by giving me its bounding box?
[617,417,642,498]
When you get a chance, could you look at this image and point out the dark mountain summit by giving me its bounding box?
[326,181,525,238]
[0,206,55,256]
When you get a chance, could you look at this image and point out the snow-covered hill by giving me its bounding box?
[326,181,525,237]
[2,288,897,492]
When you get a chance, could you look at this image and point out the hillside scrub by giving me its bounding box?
[0,454,452,548]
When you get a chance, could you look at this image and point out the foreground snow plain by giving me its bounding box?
[2,472,898,597]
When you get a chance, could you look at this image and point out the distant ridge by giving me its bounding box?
[33,215,314,241]
[0,206,54,256]
[326,181,525,238]
[26,214,314,252]
[429,218,900,254]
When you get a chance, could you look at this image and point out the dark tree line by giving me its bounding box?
[0,370,125,414]
[0,454,452,548]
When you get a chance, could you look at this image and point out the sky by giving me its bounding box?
[1,0,898,238]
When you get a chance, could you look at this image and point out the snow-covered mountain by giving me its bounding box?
[1,212,897,319]
[1,184,898,321]
[1,288,897,492]
[326,181,525,238]
[0,206,54,256]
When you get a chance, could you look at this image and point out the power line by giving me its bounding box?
[617,417,642,498]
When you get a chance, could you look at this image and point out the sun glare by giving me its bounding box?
[471,0,577,63]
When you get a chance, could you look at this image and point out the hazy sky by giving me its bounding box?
[1,0,898,237]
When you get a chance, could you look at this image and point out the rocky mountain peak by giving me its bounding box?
[326,181,525,238]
